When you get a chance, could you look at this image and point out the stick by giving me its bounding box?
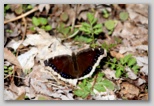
[4,6,39,24]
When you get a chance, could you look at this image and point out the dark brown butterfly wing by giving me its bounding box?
[44,55,78,79]
[76,48,104,78]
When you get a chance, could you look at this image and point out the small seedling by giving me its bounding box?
[119,11,129,21]
[79,12,103,45]
[4,65,13,79]
[104,20,116,35]
[73,72,115,99]
[102,9,109,18]
[31,16,52,31]
[4,4,10,15]
[101,42,116,52]
[106,54,140,78]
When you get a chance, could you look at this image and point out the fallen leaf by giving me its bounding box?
[38,4,50,14]
[110,51,124,59]
[17,47,38,71]
[4,82,26,100]
[119,82,139,99]
[6,40,22,51]
[4,48,22,69]
[125,67,137,80]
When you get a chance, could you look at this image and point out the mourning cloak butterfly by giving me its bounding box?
[44,48,107,84]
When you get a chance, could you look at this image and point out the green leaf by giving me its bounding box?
[4,66,8,70]
[123,54,132,64]
[30,26,35,31]
[44,25,52,31]
[113,58,117,63]
[79,27,91,34]
[132,65,139,74]
[91,18,97,25]
[38,96,48,100]
[14,4,23,15]
[93,24,102,29]
[62,27,70,35]
[111,64,115,70]
[74,36,93,43]
[94,83,106,92]
[120,58,125,65]
[101,79,114,90]
[102,9,109,18]
[115,69,122,78]
[128,58,136,67]
[5,4,10,10]
[119,11,129,21]
[94,29,103,35]
[60,12,69,22]
[104,20,115,30]
[38,17,48,25]
[27,4,33,9]
[96,72,104,82]
[74,89,89,99]
[87,13,94,24]
[82,22,91,28]
[32,17,40,26]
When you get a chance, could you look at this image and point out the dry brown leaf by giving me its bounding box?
[119,82,139,99]
[110,51,124,59]
[4,48,22,69]
[139,93,148,100]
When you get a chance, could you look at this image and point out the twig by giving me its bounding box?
[61,30,79,41]
[4,6,39,24]
[22,17,27,41]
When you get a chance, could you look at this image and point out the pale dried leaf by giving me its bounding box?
[127,4,148,25]
[6,40,22,51]
[38,4,50,14]
[4,88,17,100]
[93,90,116,100]
[22,34,52,47]
[135,56,148,65]
[17,47,38,70]
[125,67,137,80]
[135,45,148,52]
[119,46,135,54]
[140,65,148,75]
[4,83,26,100]
[4,48,22,69]
[5,13,16,20]
[136,78,146,86]
[103,69,118,79]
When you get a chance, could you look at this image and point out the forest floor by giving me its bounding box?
[4,4,148,100]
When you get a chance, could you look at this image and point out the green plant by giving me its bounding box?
[101,37,122,52]
[74,36,93,44]
[57,22,71,36]
[4,4,10,15]
[73,72,115,99]
[6,29,13,33]
[104,20,116,35]
[31,16,52,31]
[119,11,129,21]
[79,13,103,44]
[102,9,109,18]
[106,54,140,78]
[101,42,116,52]
[4,65,13,78]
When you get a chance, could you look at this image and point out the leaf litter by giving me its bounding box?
[4,4,148,100]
